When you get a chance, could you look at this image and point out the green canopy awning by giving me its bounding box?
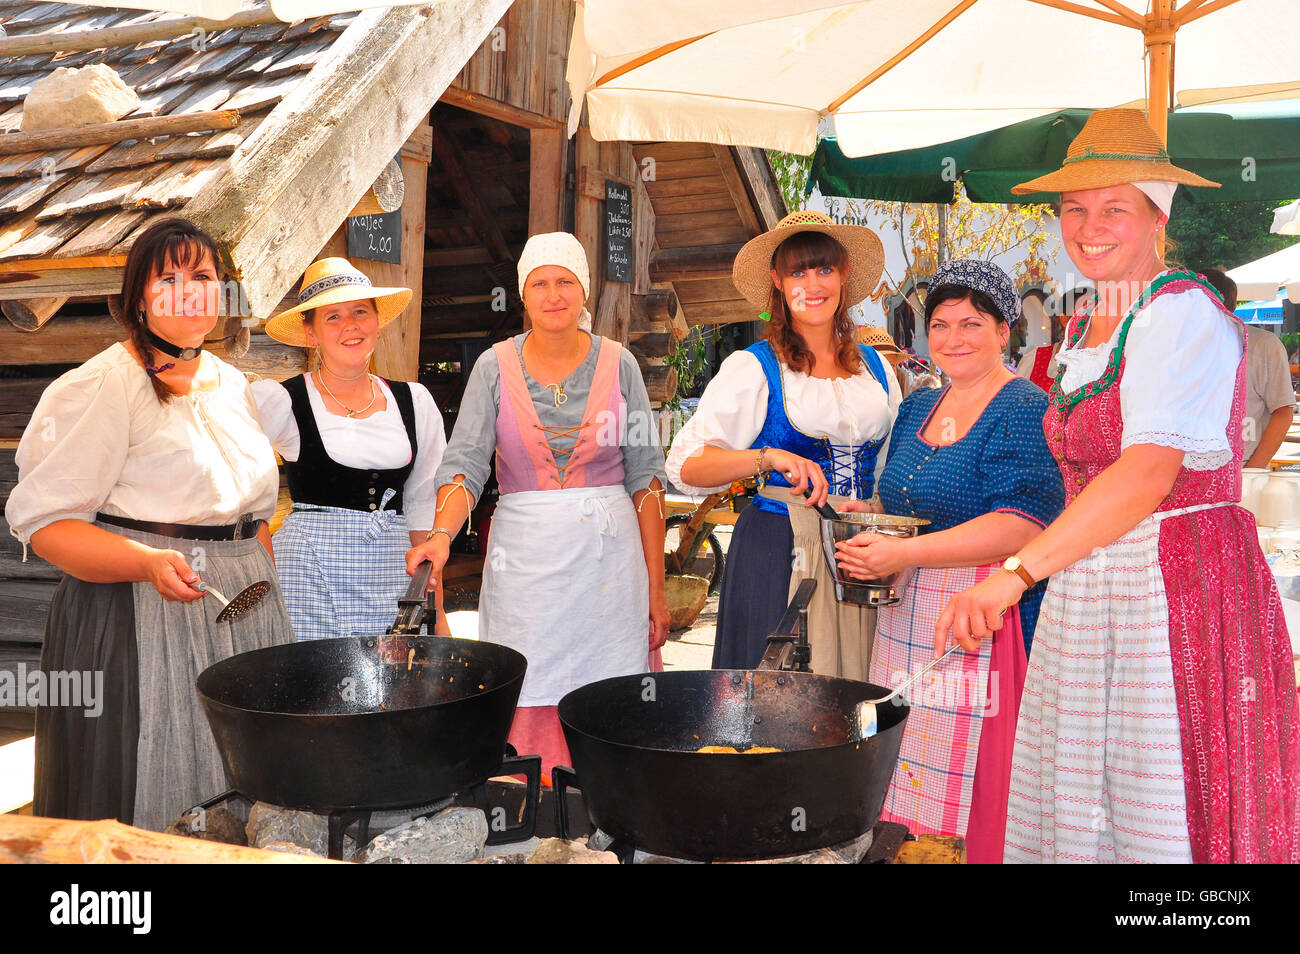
[811,104,1300,205]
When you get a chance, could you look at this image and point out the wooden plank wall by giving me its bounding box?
[452,0,573,126]
[0,447,58,715]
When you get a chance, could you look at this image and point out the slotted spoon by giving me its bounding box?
[191,580,271,623]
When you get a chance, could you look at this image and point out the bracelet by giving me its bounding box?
[755,446,769,482]
[425,527,453,543]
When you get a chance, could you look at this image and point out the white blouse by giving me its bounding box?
[251,375,446,530]
[6,343,280,548]
[666,348,901,495]
[1056,285,1242,471]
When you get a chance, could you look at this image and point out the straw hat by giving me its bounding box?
[1011,108,1220,195]
[854,324,903,355]
[265,258,412,348]
[732,209,884,309]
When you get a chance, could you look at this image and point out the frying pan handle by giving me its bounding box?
[552,765,579,841]
[402,560,435,602]
[485,754,541,846]
[392,561,436,634]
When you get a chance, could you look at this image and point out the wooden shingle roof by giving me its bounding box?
[0,1,351,268]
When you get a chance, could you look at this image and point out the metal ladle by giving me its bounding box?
[191,579,271,623]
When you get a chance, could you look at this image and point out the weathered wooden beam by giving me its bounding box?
[183,0,513,320]
[591,283,627,344]
[528,127,565,236]
[0,266,122,301]
[650,244,744,284]
[440,86,563,130]
[0,111,240,157]
[0,7,283,58]
[734,147,787,230]
[1,296,66,331]
[630,333,672,358]
[0,814,340,864]
[679,298,759,324]
[712,146,763,238]
[638,362,678,404]
[630,289,679,329]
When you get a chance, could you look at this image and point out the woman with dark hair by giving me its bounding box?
[5,217,293,830]
[835,259,1064,862]
[666,210,899,679]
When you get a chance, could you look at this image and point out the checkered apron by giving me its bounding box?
[870,564,996,838]
[1000,505,1227,864]
[271,490,417,641]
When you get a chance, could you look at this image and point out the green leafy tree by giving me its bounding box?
[1166,198,1296,272]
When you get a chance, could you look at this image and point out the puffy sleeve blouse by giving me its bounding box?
[250,376,447,530]
[6,343,281,548]
[1055,284,1241,471]
[665,347,901,495]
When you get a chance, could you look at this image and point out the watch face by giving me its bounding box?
[1004,557,1021,571]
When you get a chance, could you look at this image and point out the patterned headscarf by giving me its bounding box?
[926,259,1021,325]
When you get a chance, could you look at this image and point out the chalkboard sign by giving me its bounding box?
[604,179,633,283]
[347,211,402,265]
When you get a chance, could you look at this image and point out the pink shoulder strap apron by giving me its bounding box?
[492,335,627,494]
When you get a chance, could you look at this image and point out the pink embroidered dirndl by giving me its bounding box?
[871,563,1027,862]
[1005,274,1300,864]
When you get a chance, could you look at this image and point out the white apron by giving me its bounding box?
[479,484,650,706]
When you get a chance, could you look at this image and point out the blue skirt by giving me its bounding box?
[710,504,793,669]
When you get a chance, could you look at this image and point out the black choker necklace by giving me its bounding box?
[147,329,203,362]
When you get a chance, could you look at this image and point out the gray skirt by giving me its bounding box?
[34,523,294,831]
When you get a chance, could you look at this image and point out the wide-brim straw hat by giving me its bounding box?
[854,324,903,355]
[732,209,885,309]
[1012,108,1220,195]
[265,257,412,348]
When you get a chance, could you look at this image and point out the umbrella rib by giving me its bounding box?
[1173,0,1243,27]
[827,0,982,114]
[1023,0,1142,29]
[592,33,714,90]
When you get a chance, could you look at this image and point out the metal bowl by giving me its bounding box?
[819,512,930,606]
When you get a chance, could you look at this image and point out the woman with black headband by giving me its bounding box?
[5,217,294,831]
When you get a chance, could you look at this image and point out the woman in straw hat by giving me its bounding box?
[5,218,294,830]
[835,259,1064,863]
[404,232,668,773]
[255,258,450,639]
[936,108,1299,863]
[666,210,900,679]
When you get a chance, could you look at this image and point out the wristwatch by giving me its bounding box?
[1001,556,1035,588]
[425,527,453,543]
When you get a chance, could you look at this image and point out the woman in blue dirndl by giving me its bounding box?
[665,211,899,679]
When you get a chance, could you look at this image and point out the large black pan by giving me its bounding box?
[555,667,908,861]
[196,565,535,829]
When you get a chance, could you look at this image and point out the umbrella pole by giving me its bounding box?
[1146,0,1175,256]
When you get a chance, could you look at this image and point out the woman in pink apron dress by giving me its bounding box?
[938,109,1299,863]
[406,232,668,775]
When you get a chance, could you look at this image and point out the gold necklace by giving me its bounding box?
[545,383,568,407]
[315,371,377,418]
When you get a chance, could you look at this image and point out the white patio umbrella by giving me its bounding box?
[1228,240,1300,304]
[1271,200,1300,236]
[569,0,1300,156]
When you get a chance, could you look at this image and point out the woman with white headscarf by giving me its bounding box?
[405,232,669,773]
